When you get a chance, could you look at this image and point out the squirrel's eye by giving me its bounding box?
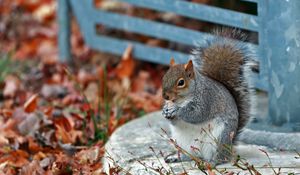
[177,79,185,87]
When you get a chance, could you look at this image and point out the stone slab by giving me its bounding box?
[103,111,300,174]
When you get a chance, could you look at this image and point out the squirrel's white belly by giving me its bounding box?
[170,118,224,161]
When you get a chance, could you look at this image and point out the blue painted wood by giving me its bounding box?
[90,9,259,50]
[89,35,266,91]
[259,0,300,131]
[69,0,193,64]
[90,35,190,65]
[68,0,267,91]
[58,0,71,62]
[91,9,210,46]
[72,0,260,60]
[117,0,259,31]
[62,0,300,132]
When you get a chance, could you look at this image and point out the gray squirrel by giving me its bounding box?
[162,28,254,165]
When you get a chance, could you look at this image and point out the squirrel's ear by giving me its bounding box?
[185,60,194,78]
[170,58,176,66]
[184,60,193,70]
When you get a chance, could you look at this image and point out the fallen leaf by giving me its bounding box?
[17,113,41,136]
[41,84,68,99]
[0,135,9,145]
[0,108,13,118]
[84,82,99,105]
[39,156,55,169]
[3,75,20,97]
[206,162,215,175]
[115,45,135,79]
[20,160,45,175]
[55,120,82,144]
[75,146,101,164]
[131,70,150,92]
[77,68,97,88]
[33,2,56,22]
[14,38,41,59]
[55,124,72,144]
[28,137,41,153]
[0,150,30,168]
[24,94,39,113]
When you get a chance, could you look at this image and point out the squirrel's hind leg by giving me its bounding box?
[212,122,236,165]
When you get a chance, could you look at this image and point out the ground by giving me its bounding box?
[103,111,300,175]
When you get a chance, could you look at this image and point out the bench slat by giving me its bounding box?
[90,9,210,46]
[69,0,266,90]
[89,34,267,90]
[70,0,259,58]
[90,35,190,65]
[118,0,259,31]
[90,9,259,55]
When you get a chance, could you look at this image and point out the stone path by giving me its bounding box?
[103,112,300,174]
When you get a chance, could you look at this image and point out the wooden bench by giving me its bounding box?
[58,0,300,132]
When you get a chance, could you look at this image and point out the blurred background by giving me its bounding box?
[0,0,285,174]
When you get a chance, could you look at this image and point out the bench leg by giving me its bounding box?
[58,0,71,63]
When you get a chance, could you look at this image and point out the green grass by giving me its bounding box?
[0,52,12,83]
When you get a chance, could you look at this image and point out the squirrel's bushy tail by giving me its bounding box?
[192,28,254,132]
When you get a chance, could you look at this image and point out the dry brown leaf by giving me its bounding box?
[0,150,30,168]
[0,109,13,118]
[75,146,101,164]
[28,137,41,153]
[77,69,96,87]
[17,113,41,135]
[24,94,39,113]
[3,75,20,97]
[33,1,56,22]
[55,124,72,144]
[20,160,45,175]
[55,119,82,144]
[115,45,135,79]
[131,71,150,92]
[15,38,41,59]
[41,84,67,99]
[0,135,9,145]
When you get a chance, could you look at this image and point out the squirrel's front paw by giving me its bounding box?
[162,103,177,119]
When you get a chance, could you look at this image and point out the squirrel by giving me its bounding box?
[162,28,254,165]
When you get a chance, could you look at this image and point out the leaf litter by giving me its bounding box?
[0,1,167,174]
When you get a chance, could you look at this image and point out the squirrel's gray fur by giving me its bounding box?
[162,28,254,165]
[191,28,254,132]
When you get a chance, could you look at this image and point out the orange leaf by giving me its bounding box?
[24,94,38,113]
[55,124,72,144]
[28,137,41,153]
[0,109,13,118]
[43,106,53,117]
[206,163,215,175]
[115,45,135,79]
[108,115,118,136]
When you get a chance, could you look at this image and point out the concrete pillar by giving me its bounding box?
[259,0,300,131]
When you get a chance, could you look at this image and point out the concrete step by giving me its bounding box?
[103,111,300,174]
